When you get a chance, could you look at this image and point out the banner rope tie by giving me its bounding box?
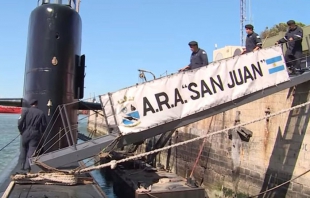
[74,99,310,174]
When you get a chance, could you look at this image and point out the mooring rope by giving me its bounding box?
[75,99,310,174]
[0,134,20,152]
[10,100,310,190]
[11,172,77,186]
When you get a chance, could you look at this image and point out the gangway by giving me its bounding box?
[30,46,310,172]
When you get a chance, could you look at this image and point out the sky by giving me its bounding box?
[0,0,309,99]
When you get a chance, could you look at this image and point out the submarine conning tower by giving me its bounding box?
[23,0,85,152]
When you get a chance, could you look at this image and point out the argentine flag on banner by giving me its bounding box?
[265,56,285,74]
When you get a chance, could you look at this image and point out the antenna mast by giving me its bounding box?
[249,0,252,24]
[76,0,81,12]
[240,0,246,46]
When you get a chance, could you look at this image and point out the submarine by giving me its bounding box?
[0,0,101,152]
[0,1,107,197]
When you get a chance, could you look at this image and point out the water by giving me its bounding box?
[0,114,20,173]
[0,114,118,198]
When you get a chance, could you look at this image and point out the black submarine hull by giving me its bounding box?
[23,4,83,152]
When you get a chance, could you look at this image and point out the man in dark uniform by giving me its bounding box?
[242,24,262,54]
[18,99,47,172]
[179,41,209,71]
[276,20,303,75]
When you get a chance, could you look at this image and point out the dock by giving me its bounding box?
[111,159,205,198]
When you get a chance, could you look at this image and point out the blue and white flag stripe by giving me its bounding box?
[265,55,285,74]
[265,56,282,65]
[269,65,285,74]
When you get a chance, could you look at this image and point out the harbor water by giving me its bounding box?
[0,113,118,198]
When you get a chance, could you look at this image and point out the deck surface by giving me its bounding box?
[0,155,106,198]
[6,184,104,198]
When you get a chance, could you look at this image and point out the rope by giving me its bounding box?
[34,106,62,156]
[11,99,310,186]
[35,96,103,156]
[190,138,206,178]
[189,116,214,178]
[10,172,77,186]
[34,123,79,160]
[75,99,310,174]
[0,134,20,152]
[144,192,159,198]
[36,110,99,157]
[11,44,309,189]
[248,169,310,197]
[72,135,121,172]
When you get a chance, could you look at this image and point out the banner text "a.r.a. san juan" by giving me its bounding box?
[142,61,264,116]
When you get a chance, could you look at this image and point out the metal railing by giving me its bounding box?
[37,0,79,12]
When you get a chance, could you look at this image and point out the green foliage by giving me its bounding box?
[260,22,306,39]
[222,187,248,198]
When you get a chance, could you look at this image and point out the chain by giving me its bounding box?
[75,99,310,174]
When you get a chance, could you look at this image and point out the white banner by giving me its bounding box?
[100,46,289,135]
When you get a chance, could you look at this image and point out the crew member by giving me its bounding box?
[276,20,303,75]
[179,41,209,71]
[18,99,47,172]
[242,24,262,54]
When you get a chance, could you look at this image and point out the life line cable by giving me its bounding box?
[0,134,20,152]
[11,99,310,190]
[76,99,310,174]
[189,116,214,178]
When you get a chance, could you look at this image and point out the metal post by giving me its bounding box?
[99,96,112,133]
[76,0,81,12]
[306,35,310,69]
[94,112,98,134]
[59,106,72,147]
[58,127,62,149]
[108,93,118,126]
[307,35,310,54]
[63,104,77,150]
[138,69,156,82]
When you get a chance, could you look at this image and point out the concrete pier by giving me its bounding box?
[88,26,310,198]
[89,81,310,198]
[87,110,109,135]
[147,81,310,198]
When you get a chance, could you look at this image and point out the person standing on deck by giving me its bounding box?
[275,20,303,75]
[242,24,262,54]
[18,99,47,172]
[179,41,209,71]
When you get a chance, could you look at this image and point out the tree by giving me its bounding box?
[260,22,306,39]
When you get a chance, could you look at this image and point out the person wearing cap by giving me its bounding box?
[179,41,209,71]
[242,24,262,54]
[18,99,47,172]
[276,20,303,75]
